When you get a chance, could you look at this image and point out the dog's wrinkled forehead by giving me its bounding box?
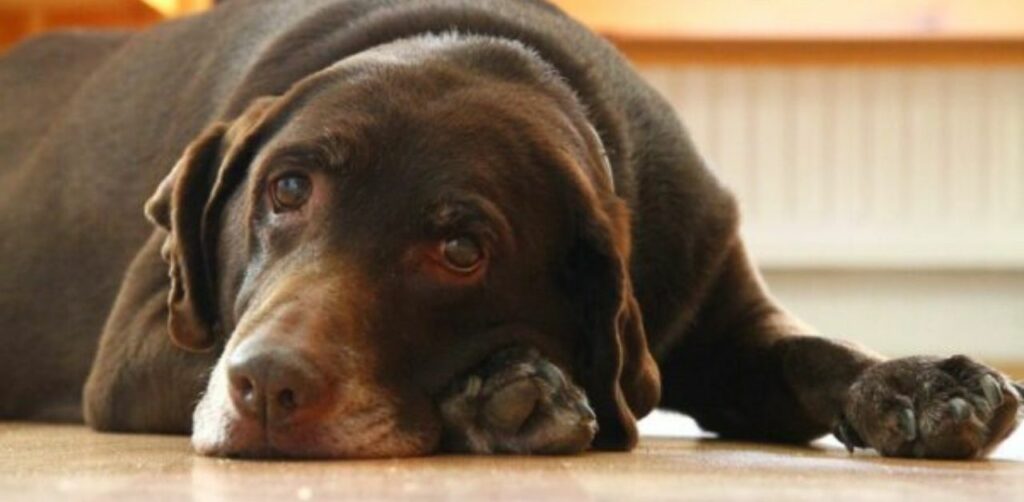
[252,40,602,196]
[258,32,605,164]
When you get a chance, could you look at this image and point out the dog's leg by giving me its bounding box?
[659,242,1021,459]
[83,231,218,433]
[436,346,598,454]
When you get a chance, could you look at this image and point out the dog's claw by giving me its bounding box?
[464,375,483,398]
[980,375,1003,408]
[898,408,918,441]
[833,418,862,453]
[483,379,540,432]
[948,398,971,421]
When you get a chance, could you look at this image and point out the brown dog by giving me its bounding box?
[0,0,1020,459]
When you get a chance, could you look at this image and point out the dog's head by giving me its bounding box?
[145,36,659,458]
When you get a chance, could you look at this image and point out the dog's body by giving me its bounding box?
[1,0,1019,458]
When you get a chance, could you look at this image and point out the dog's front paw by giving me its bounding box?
[436,346,597,454]
[836,355,1022,459]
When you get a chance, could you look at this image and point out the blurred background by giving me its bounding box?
[1,0,1022,373]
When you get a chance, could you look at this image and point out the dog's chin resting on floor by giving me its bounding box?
[0,0,1020,460]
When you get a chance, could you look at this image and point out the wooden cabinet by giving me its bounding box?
[549,0,1024,40]
[0,0,210,49]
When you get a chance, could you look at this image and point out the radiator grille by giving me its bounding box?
[641,65,1024,269]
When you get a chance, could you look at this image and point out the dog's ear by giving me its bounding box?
[562,137,661,451]
[144,97,278,351]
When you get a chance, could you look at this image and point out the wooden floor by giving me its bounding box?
[1,423,1022,501]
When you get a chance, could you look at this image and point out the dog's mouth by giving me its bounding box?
[189,354,444,459]
[192,403,443,459]
[202,413,439,459]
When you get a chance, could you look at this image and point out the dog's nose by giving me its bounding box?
[227,343,327,425]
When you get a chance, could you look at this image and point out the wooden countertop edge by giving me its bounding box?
[604,34,1024,64]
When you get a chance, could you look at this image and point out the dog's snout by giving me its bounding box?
[227,343,327,426]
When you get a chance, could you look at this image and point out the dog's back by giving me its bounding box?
[0,32,133,418]
[0,4,303,418]
[0,32,128,167]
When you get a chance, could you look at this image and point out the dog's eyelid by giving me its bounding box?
[264,137,349,171]
[262,161,325,181]
[432,195,505,226]
[429,213,498,248]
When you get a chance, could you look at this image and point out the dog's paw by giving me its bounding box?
[436,346,597,454]
[835,355,1022,459]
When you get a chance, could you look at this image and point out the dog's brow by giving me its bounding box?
[431,200,488,228]
[266,135,350,171]
[430,195,514,250]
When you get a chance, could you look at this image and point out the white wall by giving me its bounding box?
[639,64,1024,360]
[763,269,1024,360]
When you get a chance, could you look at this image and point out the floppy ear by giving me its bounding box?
[564,164,662,451]
[144,98,277,351]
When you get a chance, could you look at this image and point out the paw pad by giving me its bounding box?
[437,347,597,454]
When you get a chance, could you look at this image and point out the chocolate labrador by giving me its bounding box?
[1,0,1020,459]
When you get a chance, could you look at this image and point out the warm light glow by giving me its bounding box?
[141,0,210,17]
[550,0,1024,38]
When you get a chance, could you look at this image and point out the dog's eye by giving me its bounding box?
[440,237,484,273]
[270,174,311,211]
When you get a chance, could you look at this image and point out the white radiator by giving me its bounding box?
[641,65,1024,270]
